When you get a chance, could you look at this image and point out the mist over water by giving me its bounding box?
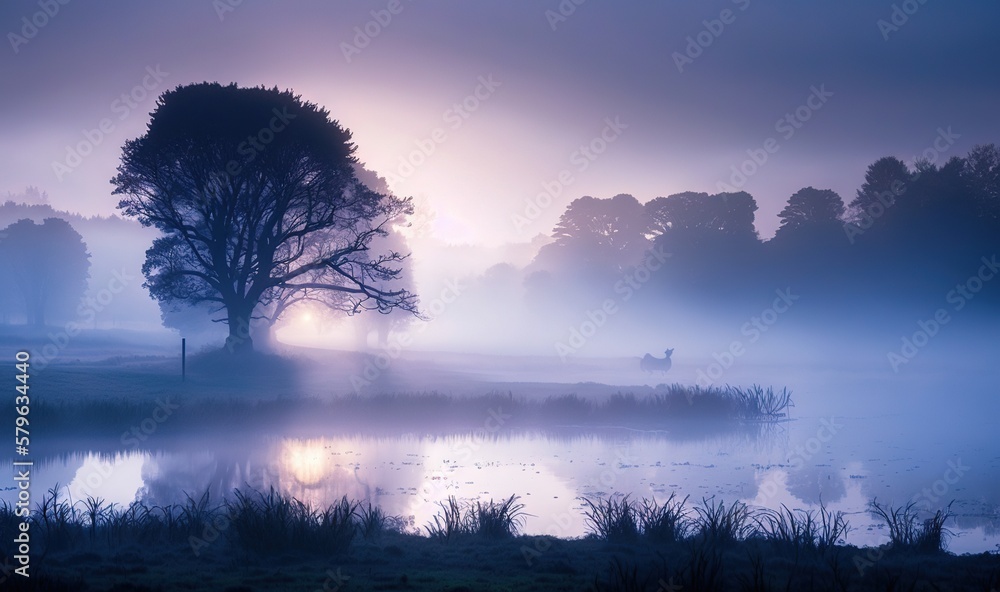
[3,342,999,552]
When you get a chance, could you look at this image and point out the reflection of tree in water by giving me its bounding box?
[950,500,1000,536]
[136,450,261,506]
[735,420,790,458]
[784,465,846,505]
[274,440,376,507]
[129,437,422,516]
[853,459,1000,536]
[982,506,1000,537]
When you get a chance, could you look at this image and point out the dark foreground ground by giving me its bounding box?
[5,534,1000,591]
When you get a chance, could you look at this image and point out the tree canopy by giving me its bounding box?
[849,156,910,221]
[774,187,845,239]
[113,83,416,352]
[534,193,650,273]
[0,218,90,326]
[646,191,758,257]
[518,144,1000,334]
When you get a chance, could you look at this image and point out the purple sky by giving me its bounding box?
[2,0,998,245]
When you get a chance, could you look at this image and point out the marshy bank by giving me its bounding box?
[1,487,997,591]
[13,385,793,457]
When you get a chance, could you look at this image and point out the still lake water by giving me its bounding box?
[7,416,999,553]
[4,358,999,553]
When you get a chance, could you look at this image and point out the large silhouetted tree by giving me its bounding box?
[848,156,911,221]
[962,143,1000,219]
[642,191,761,300]
[774,187,845,238]
[646,191,758,252]
[0,218,90,326]
[534,194,650,273]
[113,83,416,352]
[767,188,848,296]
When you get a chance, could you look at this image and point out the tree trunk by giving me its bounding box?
[225,305,254,354]
[251,320,280,354]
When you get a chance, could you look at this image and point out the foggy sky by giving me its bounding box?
[1,0,999,246]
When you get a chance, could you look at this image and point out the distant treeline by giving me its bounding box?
[0,193,159,329]
[3,145,999,354]
[443,145,1000,356]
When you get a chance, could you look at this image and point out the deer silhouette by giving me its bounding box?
[640,348,673,373]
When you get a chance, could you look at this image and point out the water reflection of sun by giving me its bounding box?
[281,439,329,487]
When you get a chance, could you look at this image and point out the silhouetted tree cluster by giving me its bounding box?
[0,199,160,331]
[520,144,1000,343]
[0,218,90,326]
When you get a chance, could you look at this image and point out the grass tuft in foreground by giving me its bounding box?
[692,496,757,546]
[582,495,641,543]
[425,494,527,540]
[639,492,690,543]
[1,487,986,591]
[869,498,954,553]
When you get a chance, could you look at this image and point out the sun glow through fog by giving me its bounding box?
[281,439,329,487]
